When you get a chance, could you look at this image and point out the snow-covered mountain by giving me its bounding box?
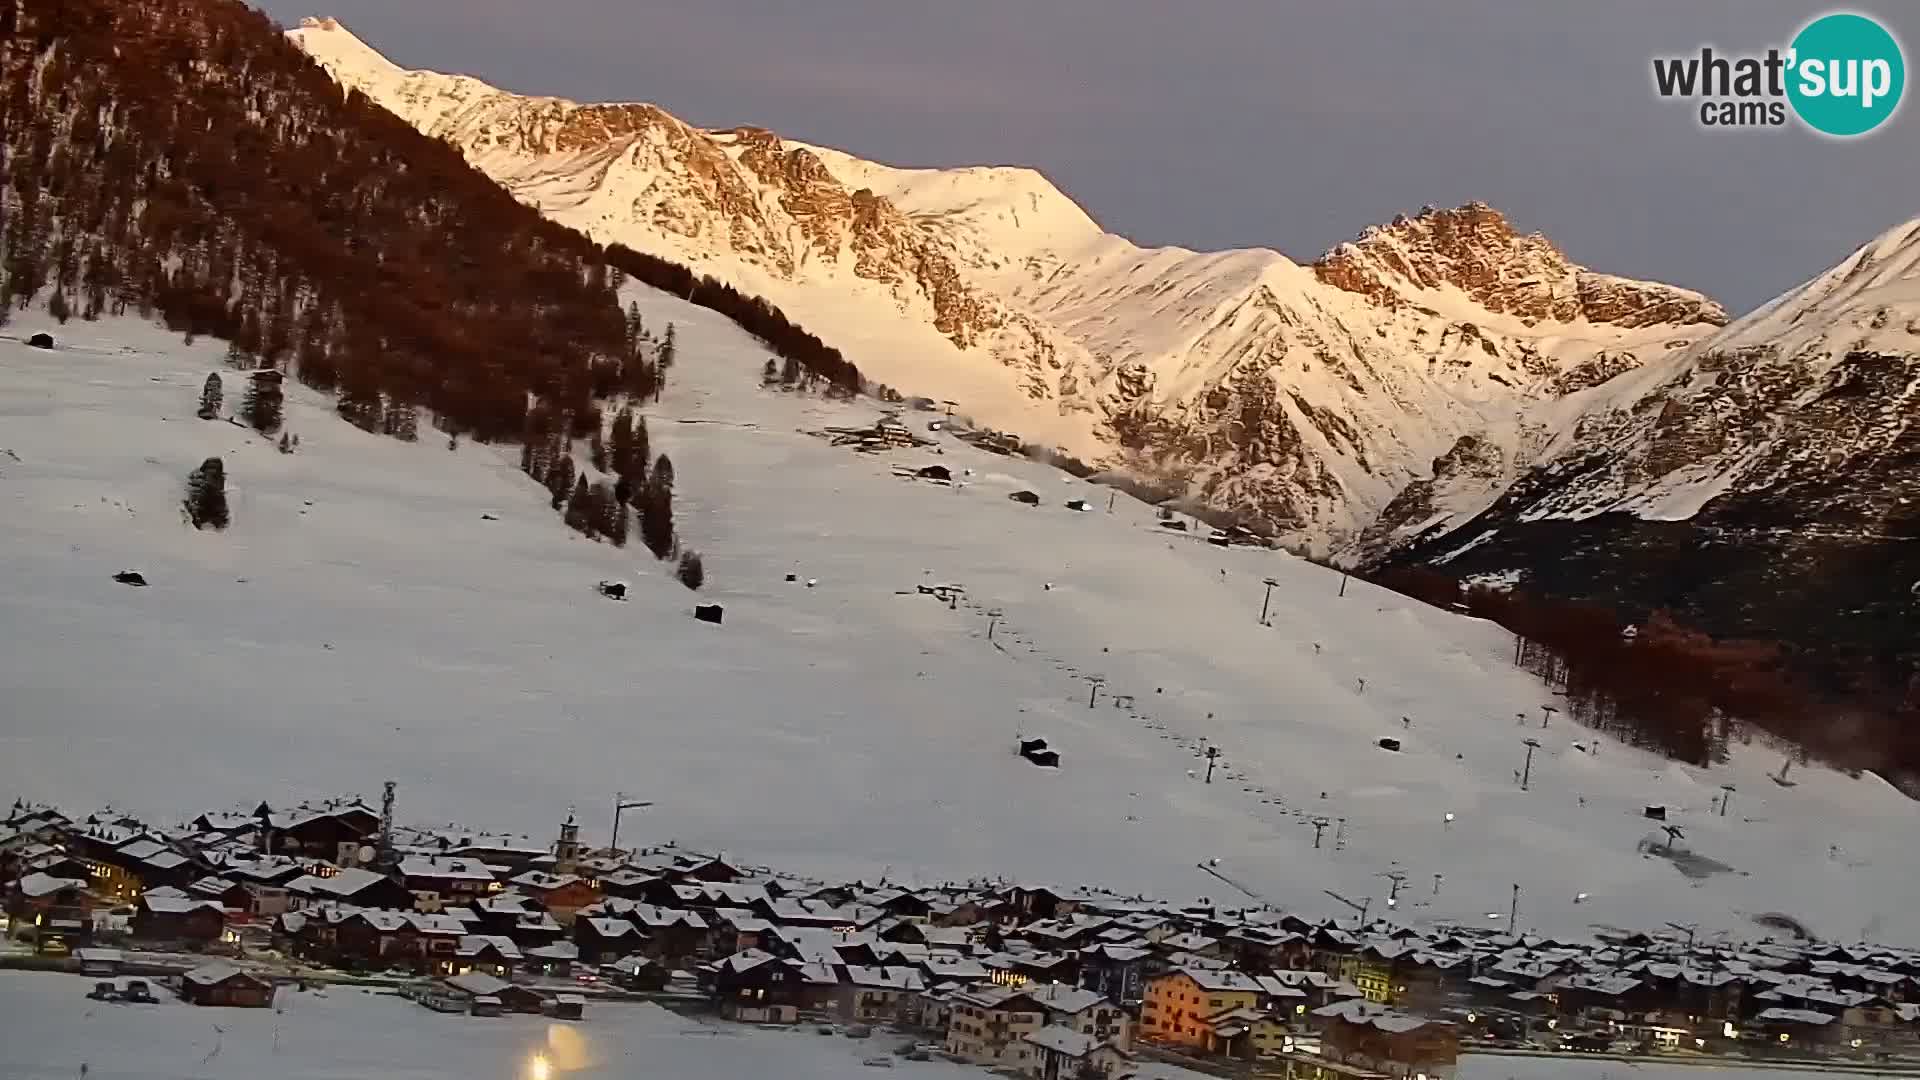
[1373,219,1920,702]
[8,291,1919,944]
[287,18,1725,544]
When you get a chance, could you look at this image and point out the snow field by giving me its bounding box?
[0,290,1915,946]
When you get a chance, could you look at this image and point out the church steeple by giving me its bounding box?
[554,808,582,874]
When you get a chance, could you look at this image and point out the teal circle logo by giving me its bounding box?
[1787,13,1905,136]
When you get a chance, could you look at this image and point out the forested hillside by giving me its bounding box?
[2,0,861,562]
[2,0,646,439]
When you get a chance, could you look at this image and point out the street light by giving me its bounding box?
[609,793,653,856]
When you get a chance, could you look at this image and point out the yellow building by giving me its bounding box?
[1142,968,1267,1049]
[1353,966,1392,1004]
[947,986,1050,1070]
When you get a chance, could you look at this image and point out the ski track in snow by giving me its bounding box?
[0,288,1914,946]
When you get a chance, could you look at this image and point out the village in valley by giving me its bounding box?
[7,792,1920,1080]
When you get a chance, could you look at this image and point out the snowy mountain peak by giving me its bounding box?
[291,18,396,78]
[288,22,1728,542]
[1316,202,1729,331]
[1373,215,1920,712]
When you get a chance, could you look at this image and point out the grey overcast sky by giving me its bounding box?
[260,1,1917,312]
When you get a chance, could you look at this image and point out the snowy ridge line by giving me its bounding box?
[285,20,1730,545]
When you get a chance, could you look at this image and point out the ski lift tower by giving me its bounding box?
[1084,674,1105,709]
[1310,818,1331,849]
[1520,738,1543,791]
[1377,870,1408,911]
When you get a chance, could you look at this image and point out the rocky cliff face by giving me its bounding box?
[288,18,1727,544]
[1378,218,1920,694]
[1313,202,1728,332]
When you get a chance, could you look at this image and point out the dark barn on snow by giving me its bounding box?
[1019,738,1061,768]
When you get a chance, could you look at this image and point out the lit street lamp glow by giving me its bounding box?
[528,1053,552,1080]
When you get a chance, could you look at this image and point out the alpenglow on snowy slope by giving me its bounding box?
[5,287,1917,946]
[285,18,1732,546]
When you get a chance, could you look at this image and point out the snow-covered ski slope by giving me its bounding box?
[1,290,1913,944]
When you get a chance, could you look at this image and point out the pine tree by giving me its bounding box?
[197,373,224,420]
[336,376,381,433]
[47,286,70,324]
[640,452,676,559]
[586,480,620,541]
[547,453,576,510]
[658,323,677,371]
[627,416,651,496]
[184,457,230,530]
[782,355,802,386]
[384,400,419,442]
[628,353,658,402]
[589,423,607,473]
[676,550,704,590]
[564,475,594,535]
[762,358,777,384]
[243,370,284,433]
[608,493,630,547]
[277,432,293,454]
[609,407,634,475]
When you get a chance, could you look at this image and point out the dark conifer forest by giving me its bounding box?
[1370,566,1920,786]
[4,0,863,565]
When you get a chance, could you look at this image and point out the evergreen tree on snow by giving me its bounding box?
[564,475,594,535]
[242,370,284,433]
[197,373,224,420]
[762,358,777,384]
[609,407,635,475]
[546,453,576,510]
[383,400,419,442]
[676,549,704,590]
[277,432,293,454]
[335,379,381,434]
[625,302,644,348]
[623,415,651,496]
[658,323,677,372]
[589,423,608,473]
[608,491,630,548]
[640,453,676,559]
[184,457,230,530]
